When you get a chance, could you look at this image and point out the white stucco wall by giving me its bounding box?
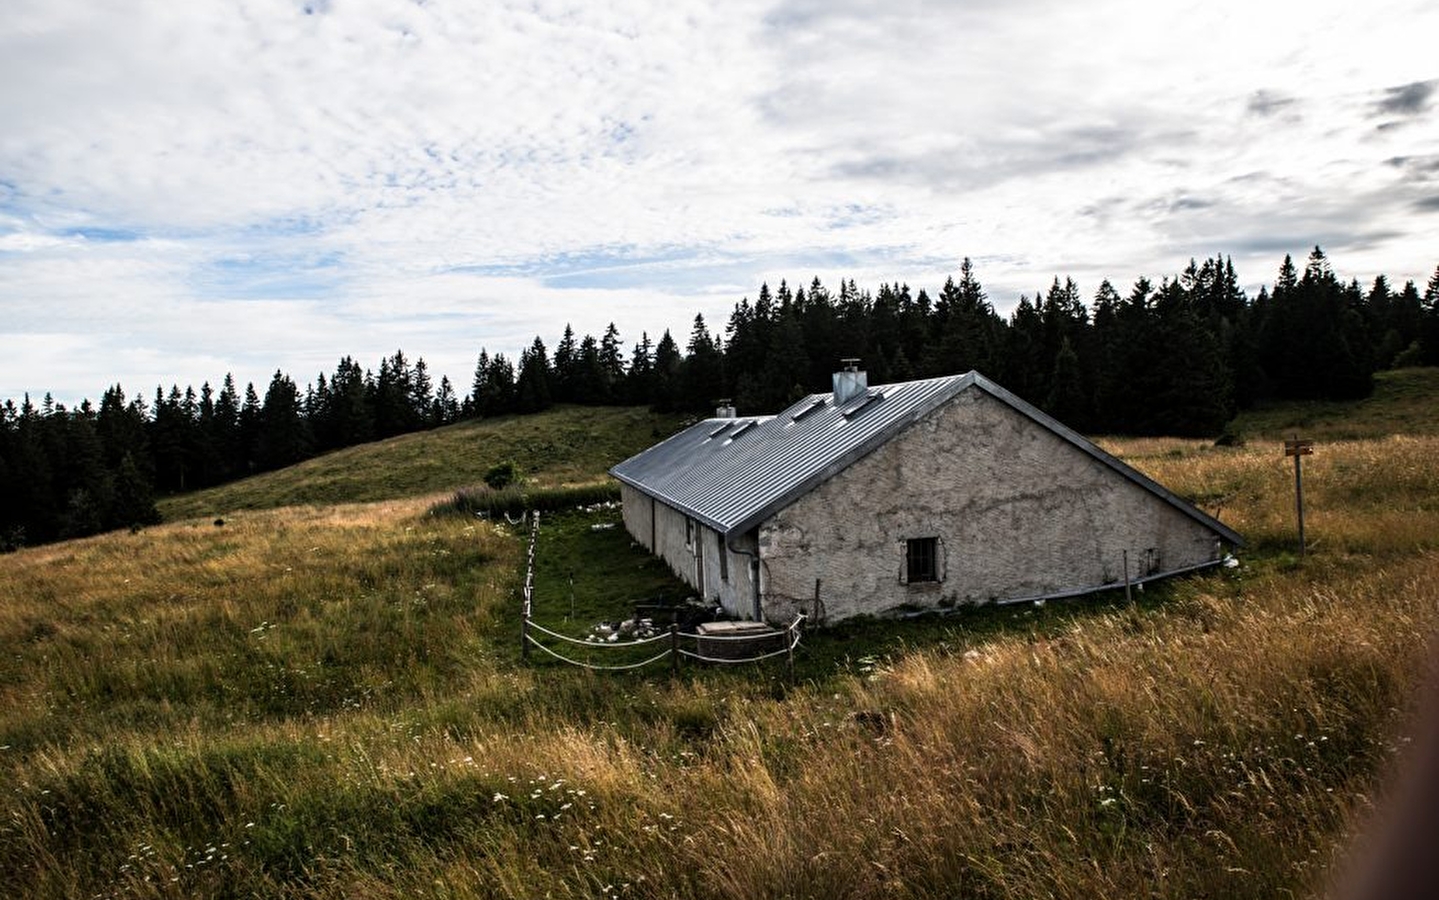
[757,388,1226,623]
[618,483,762,619]
[620,483,654,551]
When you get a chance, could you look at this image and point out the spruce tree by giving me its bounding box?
[651,330,681,412]
[626,333,654,405]
[1417,266,1439,365]
[681,314,722,413]
[599,323,625,403]
[256,370,310,471]
[515,337,553,413]
[574,334,604,404]
[433,376,459,424]
[553,325,577,403]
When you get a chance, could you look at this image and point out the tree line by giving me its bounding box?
[4,246,1438,550]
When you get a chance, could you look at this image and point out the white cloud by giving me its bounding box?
[3,0,1438,403]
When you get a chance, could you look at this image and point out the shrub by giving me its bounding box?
[482,460,519,489]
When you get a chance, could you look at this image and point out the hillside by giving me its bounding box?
[1230,367,1439,440]
[157,404,689,521]
[3,373,1438,898]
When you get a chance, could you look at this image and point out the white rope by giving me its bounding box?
[525,635,673,671]
[676,627,802,664]
[527,618,673,647]
[679,615,805,641]
[677,645,795,664]
[681,628,788,642]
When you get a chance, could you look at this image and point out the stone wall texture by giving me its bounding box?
[757,388,1223,623]
[619,483,761,619]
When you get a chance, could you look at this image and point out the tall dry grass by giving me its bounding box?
[1111,434,1439,555]
[2,427,1437,898]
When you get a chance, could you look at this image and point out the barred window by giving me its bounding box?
[906,537,939,583]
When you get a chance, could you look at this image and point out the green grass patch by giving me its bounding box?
[436,480,620,520]
[6,375,1439,899]
[158,405,689,521]
[1228,367,1439,441]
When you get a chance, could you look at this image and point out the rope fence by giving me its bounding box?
[525,638,677,671]
[524,614,806,674]
[676,623,803,665]
[516,506,806,674]
[519,511,539,661]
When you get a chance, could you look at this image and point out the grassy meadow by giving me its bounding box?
[157,405,689,521]
[3,370,1439,898]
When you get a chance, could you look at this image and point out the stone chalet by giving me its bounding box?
[609,366,1243,624]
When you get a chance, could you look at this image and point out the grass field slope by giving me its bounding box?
[158,404,689,521]
[3,370,1438,899]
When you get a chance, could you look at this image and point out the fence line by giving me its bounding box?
[516,507,805,672]
[524,614,807,673]
[525,637,676,671]
[676,624,803,664]
[519,510,540,662]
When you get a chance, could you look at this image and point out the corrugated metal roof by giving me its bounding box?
[609,371,1244,547]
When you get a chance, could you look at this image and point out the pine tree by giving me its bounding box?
[758,308,811,409]
[515,337,554,413]
[57,410,113,539]
[553,325,578,403]
[211,375,241,474]
[574,334,605,404]
[1417,266,1439,365]
[651,330,682,412]
[467,349,491,418]
[1002,294,1046,404]
[327,358,373,447]
[111,451,161,529]
[432,376,459,424]
[411,358,434,426]
[626,333,653,405]
[598,322,625,402]
[373,350,417,437]
[256,370,310,471]
[238,383,262,474]
[471,352,517,417]
[930,259,1002,377]
[1045,337,1089,428]
[681,314,722,413]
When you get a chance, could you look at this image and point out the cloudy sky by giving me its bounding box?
[3,0,1437,404]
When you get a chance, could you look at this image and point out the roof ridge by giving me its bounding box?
[610,370,1242,548]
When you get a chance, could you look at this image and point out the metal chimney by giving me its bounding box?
[832,359,867,404]
[715,399,737,418]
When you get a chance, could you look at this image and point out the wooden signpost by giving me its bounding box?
[1284,438,1314,556]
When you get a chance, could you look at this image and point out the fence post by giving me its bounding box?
[786,615,798,680]
[1122,549,1132,605]
[520,508,539,663]
[670,623,680,676]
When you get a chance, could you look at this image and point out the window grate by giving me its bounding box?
[905,537,939,583]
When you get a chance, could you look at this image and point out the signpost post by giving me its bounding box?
[1284,437,1314,557]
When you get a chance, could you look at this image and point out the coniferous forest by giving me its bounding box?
[4,247,1439,551]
